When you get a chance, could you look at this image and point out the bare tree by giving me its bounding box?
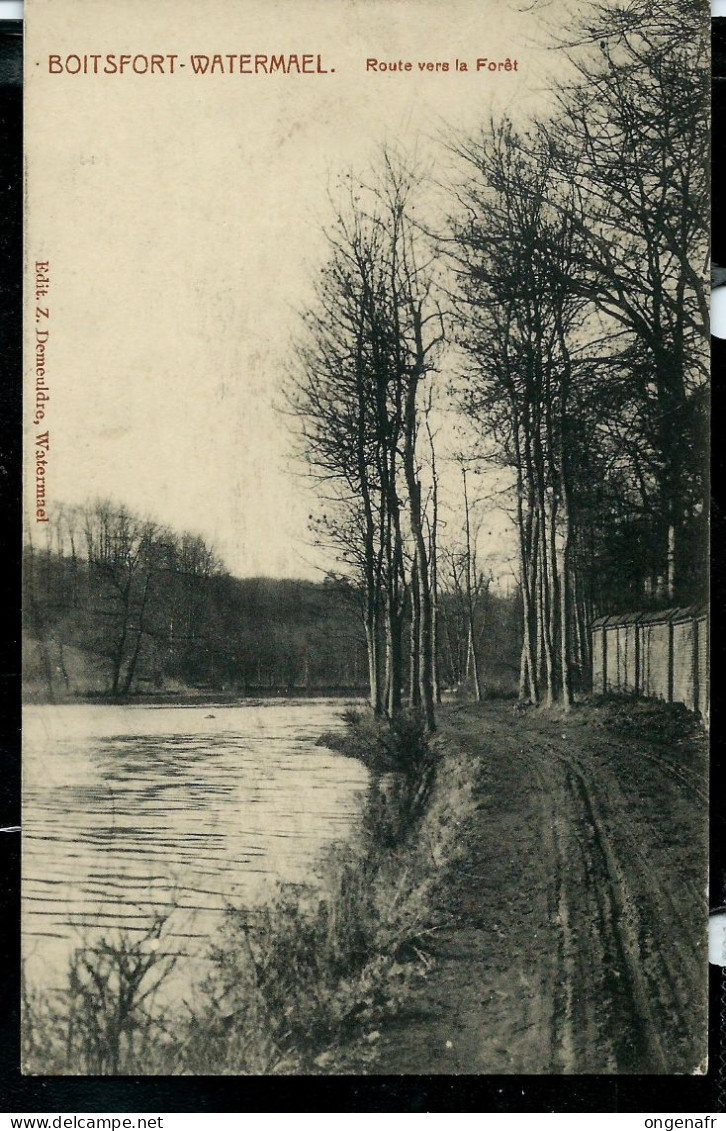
[289,154,445,730]
[448,120,586,707]
[82,502,160,696]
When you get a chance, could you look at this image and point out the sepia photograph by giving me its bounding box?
[22,0,709,1078]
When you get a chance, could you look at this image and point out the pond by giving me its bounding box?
[22,699,369,990]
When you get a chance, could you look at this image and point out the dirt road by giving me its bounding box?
[373,699,708,1075]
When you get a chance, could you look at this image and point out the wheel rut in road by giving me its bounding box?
[371,702,707,1076]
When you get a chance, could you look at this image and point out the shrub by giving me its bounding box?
[22,915,178,1075]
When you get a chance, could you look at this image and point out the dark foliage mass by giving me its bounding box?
[23,499,521,701]
[23,500,369,699]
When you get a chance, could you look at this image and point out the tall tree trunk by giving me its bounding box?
[364,614,381,713]
[110,608,128,697]
[387,606,404,717]
[120,573,152,696]
[519,639,531,702]
[354,306,384,713]
[425,406,442,704]
[666,524,676,602]
[431,576,441,704]
[555,313,575,708]
[462,466,483,702]
[527,508,541,703]
[409,551,421,707]
[402,372,435,731]
[532,439,555,707]
[514,419,538,704]
[557,512,573,710]
[556,417,573,709]
[547,492,561,696]
[465,622,483,702]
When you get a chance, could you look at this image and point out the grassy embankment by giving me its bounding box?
[22,707,481,1075]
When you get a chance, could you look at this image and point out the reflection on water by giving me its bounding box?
[23,700,368,988]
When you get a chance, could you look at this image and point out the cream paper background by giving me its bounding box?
[24,0,563,578]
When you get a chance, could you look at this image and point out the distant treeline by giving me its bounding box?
[23,500,520,702]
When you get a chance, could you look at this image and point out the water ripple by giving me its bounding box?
[23,699,369,990]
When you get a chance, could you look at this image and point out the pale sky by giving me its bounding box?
[25,0,574,582]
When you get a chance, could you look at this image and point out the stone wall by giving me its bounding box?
[591,607,708,724]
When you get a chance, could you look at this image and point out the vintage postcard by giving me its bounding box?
[22,0,709,1076]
